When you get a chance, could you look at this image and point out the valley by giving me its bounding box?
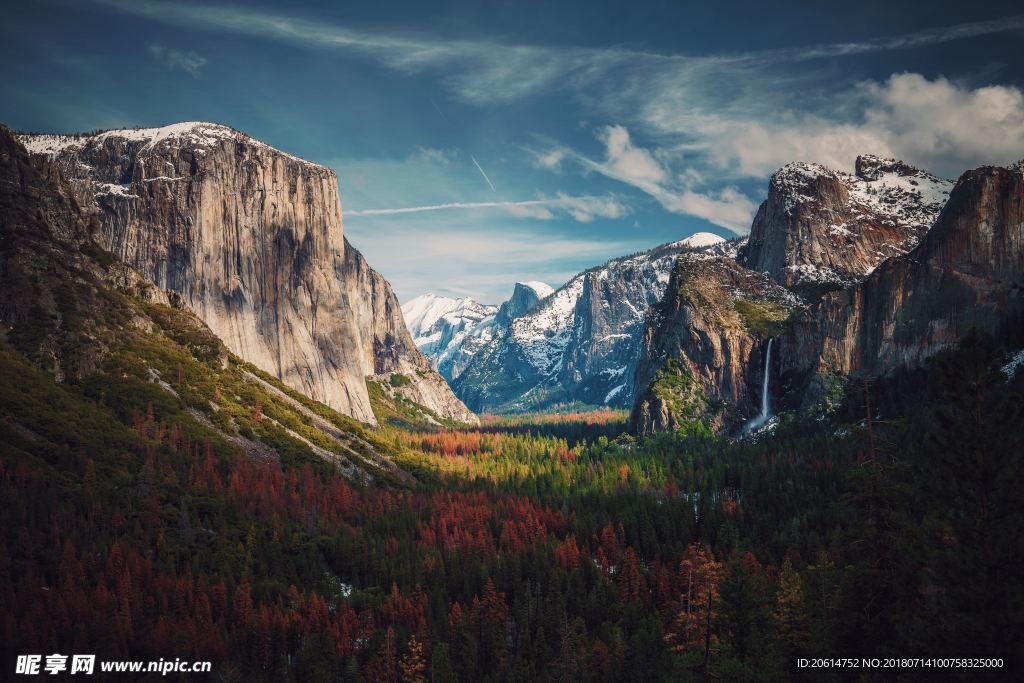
[2,116,1022,682]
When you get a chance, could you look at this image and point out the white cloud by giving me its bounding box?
[105,1,1024,107]
[680,74,1024,178]
[344,218,637,302]
[534,148,566,170]
[660,187,759,233]
[146,43,206,76]
[554,192,628,222]
[108,1,1024,216]
[559,126,757,233]
[599,125,668,185]
[504,204,555,220]
[863,73,1024,174]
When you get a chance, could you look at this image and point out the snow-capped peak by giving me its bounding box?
[672,232,727,250]
[517,281,555,299]
[19,122,318,168]
[402,293,493,340]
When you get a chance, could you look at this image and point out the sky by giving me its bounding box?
[3,1,1024,303]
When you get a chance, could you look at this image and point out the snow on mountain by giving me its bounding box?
[453,240,698,412]
[21,122,317,167]
[670,232,727,249]
[401,294,499,378]
[518,281,555,299]
[742,155,953,290]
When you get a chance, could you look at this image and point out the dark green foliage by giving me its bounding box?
[389,372,412,388]
[2,308,1022,680]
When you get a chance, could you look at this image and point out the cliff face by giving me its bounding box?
[494,281,551,328]
[778,164,1024,398]
[739,156,951,293]
[1,124,105,380]
[20,123,475,425]
[629,254,799,436]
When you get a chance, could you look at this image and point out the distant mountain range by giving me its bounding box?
[405,233,731,413]
[406,154,1023,436]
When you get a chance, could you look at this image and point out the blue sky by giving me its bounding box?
[3,1,1024,303]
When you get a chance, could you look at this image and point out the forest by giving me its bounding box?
[2,315,1022,681]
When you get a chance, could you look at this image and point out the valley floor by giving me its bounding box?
[2,323,1022,681]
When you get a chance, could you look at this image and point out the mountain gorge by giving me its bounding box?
[407,149,1021,437]
[19,123,475,426]
[3,119,1022,680]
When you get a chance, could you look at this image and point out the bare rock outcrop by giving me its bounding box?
[778,163,1024,402]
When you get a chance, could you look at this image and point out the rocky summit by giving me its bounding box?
[18,122,476,426]
[739,155,952,295]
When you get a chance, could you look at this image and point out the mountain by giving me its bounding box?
[777,162,1024,408]
[18,122,475,426]
[631,156,1024,436]
[493,280,555,326]
[402,281,553,384]
[402,293,499,351]
[739,155,952,295]
[453,233,728,412]
[402,292,499,381]
[630,253,800,436]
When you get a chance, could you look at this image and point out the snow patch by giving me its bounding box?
[1003,349,1024,379]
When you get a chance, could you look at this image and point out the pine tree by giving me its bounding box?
[773,557,808,659]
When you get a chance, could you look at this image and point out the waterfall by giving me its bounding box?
[744,338,774,434]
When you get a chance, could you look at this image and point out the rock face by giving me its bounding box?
[494,281,553,327]
[453,234,729,412]
[629,254,799,436]
[739,156,951,293]
[777,163,1024,401]
[19,123,475,425]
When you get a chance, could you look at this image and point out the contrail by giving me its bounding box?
[428,98,449,123]
[349,198,569,216]
[470,154,496,192]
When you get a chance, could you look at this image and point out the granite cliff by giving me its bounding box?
[19,123,475,425]
[777,162,1024,408]
[632,156,1023,436]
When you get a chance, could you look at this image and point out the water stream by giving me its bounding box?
[743,338,774,434]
